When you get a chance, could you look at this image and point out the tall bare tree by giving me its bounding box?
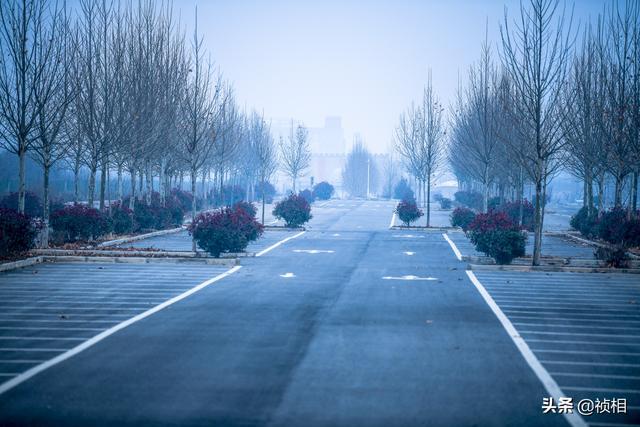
[279,120,310,192]
[500,0,574,265]
[250,111,277,224]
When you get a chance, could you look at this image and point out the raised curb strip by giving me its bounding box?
[97,226,185,248]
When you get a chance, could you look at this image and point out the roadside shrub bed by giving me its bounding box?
[454,191,483,211]
[467,211,526,265]
[109,201,134,234]
[124,192,184,232]
[188,207,264,257]
[0,208,40,258]
[0,191,43,217]
[395,198,423,226]
[50,204,110,243]
[273,194,312,228]
[498,200,534,232]
[313,181,334,200]
[450,207,476,231]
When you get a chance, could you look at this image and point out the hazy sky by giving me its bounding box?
[175,0,604,153]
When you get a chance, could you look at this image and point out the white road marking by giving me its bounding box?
[0,348,68,352]
[388,212,396,229]
[0,265,242,396]
[332,233,341,237]
[280,273,296,278]
[465,270,586,427]
[256,231,306,257]
[540,360,640,368]
[404,251,415,256]
[0,336,86,341]
[562,386,640,395]
[392,234,424,238]
[292,249,335,254]
[442,233,462,261]
[550,372,640,380]
[382,275,438,281]
[519,330,640,339]
[531,349,640,356]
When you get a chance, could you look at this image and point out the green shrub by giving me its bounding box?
[393,178,414,200]
[451,207,476,231]
[595,246,630,268]
[0,191,43,217]
[313,181,334,200]
[298,189,315,204]
[395,198,423,226]
[273,194,312,228]
[110,202,134,234]
[454,190,483,211]
[467,211,526,265]
[440,197,452,209]
[570,206,599,238]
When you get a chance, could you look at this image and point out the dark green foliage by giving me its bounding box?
[487,196,502,211]
[188,207,264,257]
[273,194,312,228]
[124,192,184,232]
[450,207,476,231]
[255,182,276,204]
[0,208,39,257]
[395,198,423,226]
[454,191,483,211]
[0,191,43,217]
[110,202,134,234]
[570,206,599,238]
[298,189,315,204]
[467,211,526,265]
[393,178,414,200]
[312,181,334,200]
[595,246,630,268]
[439,197,452,209]
[498,200,534,232]
[50,204,110,243]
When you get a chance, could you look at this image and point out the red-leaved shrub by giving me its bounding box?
[188,207,264,257]
[0,208,40,257]
[395,198,423,226]
[450,207,476,231]
[50,204,110,243]
[467,211,526,265]
[273,194,312,228]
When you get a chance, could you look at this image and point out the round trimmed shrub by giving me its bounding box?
[50,204,110,242]
[395,198,423,226]
[439,197,452,209]
[467,211,526,265]
[313,181,334,200]
[570,206,599,238]
[188,207,264,257]
[393,178,414,200]
[450,207,476,231]
[454,190,483,211]
[0,208,40,257]
[273,194,312,228]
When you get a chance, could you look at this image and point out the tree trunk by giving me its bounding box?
[482,167,489,213]
[129,168,136,210]
[585,169,594,215]
[191,168,197,252]
[18,147,26,213]
[426,176,431,227]
[261,176,266,225]
[632,171,638,212]
[532,178,543,266]
[145,162,152,205]
[42,165,50,248]
[597,173,605,213]
[88,166,97,207]
[99,160,107,210]
[117,165,123,201]
[614,173,624,208]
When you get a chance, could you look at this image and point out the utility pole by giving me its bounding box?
[367,158,370,199]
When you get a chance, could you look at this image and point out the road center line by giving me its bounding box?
[0,265,242,396]
[256,231,305,257]
[465,270,587,427]
[442,233,462,261]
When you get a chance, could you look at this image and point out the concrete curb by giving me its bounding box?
[39,255,238,266]
[0,256,43,272]
[557,231,640,260]
[263,226,305,231]
[392,226,459,232]
[97,227,185,248]
[468,263,640,274]
[32,248,253,259]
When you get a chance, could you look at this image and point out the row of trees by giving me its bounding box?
[0,0,313,247]
[448,0,639,265]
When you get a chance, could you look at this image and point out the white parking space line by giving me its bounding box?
[442,234,462,261]
[0,327,106,331]
[0,336,87,341]
[519,330,640,339]
[526,338,640,346]
[509,315,640,324]
[540,360,640,368]
[531,349,640,356]
[0,348,69,352]
[562,386,640,395]
[514,323,639,331]
[388,212,396,229]
[256,231,305,257]
[504,310,640,319]
[550,372,640,380]
[465,271,587,427]
[0,265,242,396]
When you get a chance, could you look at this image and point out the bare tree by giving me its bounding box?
[0,0,52,213]
[500,0,574,265]
[249,111,277,224]
[342,136,377,198]
[279,120,310,192]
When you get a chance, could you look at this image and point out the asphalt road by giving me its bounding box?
[0,200,575,426]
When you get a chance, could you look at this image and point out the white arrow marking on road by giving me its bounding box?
[382,275,438,281]
[332,233,341,237]
[280,272,296,278]
[392,234,424,238]
[293,249,335,254]
[404,251,415,256]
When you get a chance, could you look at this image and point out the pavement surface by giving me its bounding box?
[0,199,634,426]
